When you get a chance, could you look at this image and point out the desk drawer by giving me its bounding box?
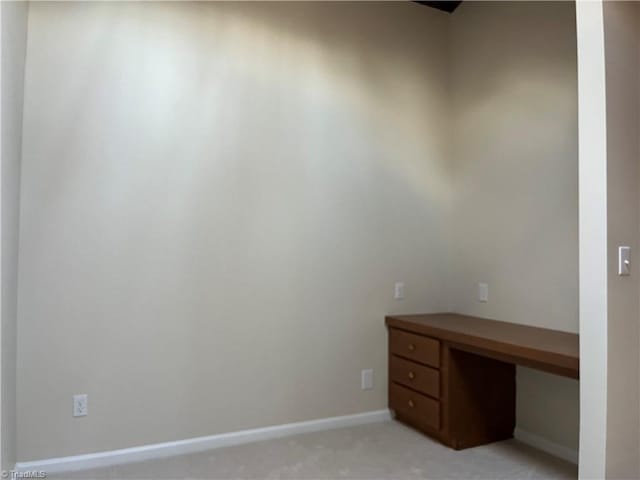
[390,383,440,430]
[389,329,440,368]
[390,355,440,398]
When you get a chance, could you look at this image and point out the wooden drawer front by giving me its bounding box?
[390,383,440,430]
[390,329,440,368]
[390,355,440,398]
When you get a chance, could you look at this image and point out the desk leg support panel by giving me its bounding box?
[445,347,515,449]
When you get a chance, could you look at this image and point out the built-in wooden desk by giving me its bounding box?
[385,313,579,450]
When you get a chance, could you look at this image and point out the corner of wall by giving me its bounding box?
[448,0,580,458]
[1,0,29,471]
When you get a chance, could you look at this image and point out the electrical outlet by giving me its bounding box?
[73,394,88,417]
[361,369,374,390]
[394,282,405,300]
[478,283,489,302]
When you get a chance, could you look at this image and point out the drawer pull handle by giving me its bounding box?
[408,400,415,408]
[408,371,415,380]
[408,344,416,351]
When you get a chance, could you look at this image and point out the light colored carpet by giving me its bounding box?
[48,421,577,479]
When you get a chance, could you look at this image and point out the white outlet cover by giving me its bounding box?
[478,283,489,302]
[361,369,373,390]
[394,282,405,300]
[73,394,88,417]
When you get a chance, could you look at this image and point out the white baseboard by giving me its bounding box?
[15,409,391,474]
[514,427,578,465]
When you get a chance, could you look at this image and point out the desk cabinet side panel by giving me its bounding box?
[440,344,452,446]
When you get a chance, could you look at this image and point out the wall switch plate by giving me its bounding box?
[73,394,88,417]
[361,369,374,390]
[478,283,489,302]
[618,246,631,276]
[394,282,405,300]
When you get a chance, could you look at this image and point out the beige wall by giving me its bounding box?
[16,1,581,462]
[17,1,452,461]
[603,1,640,478]
[449,1,579,454]
[1,0,28,471]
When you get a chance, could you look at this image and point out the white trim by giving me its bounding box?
[514,428,579,465]
[15,409,391,474]
[576,0,608,478]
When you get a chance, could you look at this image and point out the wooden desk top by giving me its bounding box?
[386,313,579,379]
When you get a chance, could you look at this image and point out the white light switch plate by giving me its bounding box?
[618,246,631,276]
